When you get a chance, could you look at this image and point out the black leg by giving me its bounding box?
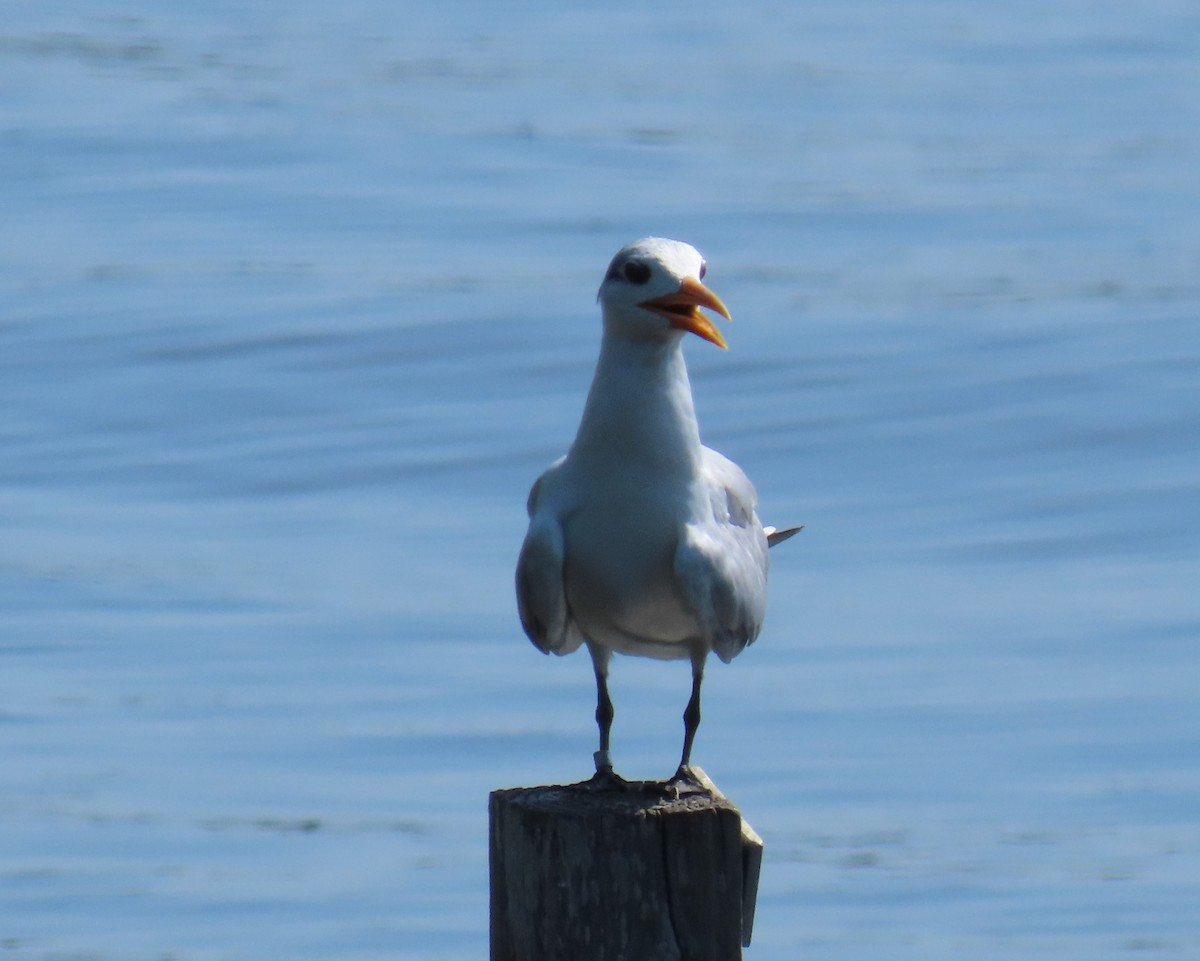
[678,671,702,770]
[595,663,614,764]
[675,658,704,778]
[587,643,615,776]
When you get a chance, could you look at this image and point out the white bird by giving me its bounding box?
[516,237,799,783]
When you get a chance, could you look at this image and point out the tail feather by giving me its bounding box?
[764,525,803,548]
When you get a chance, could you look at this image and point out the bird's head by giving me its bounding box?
[596,237,731,349]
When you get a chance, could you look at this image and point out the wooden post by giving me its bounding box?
[489,767,762,961]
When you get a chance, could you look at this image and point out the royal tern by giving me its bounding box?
[516,237,798,782]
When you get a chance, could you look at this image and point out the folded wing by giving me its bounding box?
[674,448,770,663]
[516,471,583,656]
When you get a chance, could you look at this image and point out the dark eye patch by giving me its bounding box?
[622,261,651,285]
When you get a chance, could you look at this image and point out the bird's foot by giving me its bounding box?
[663,764,710,798]
[581,750,628,791]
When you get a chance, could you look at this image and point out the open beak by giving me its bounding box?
[639,276,732,349]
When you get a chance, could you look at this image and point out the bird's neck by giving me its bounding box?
[571,333,702,470]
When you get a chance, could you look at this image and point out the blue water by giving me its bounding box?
[3,2,1198,958]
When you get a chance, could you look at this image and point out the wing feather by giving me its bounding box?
[674,448,770,663]
[515,469,583,656]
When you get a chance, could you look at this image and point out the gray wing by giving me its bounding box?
[674,448,771,663]
[515,469,583,656]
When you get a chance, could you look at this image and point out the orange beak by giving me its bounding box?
[638,276,731,349]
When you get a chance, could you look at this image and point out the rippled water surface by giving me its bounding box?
[3,2,1199,959]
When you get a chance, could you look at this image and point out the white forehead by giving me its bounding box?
[608,237,705,277]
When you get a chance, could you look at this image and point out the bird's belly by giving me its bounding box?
[562,513,698,659]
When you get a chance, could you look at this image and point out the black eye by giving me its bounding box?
[622,261,651,285]
[698,261,707,280]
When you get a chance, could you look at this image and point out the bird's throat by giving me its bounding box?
[571,336,703,471]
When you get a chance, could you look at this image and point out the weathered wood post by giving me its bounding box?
[489,767,762,961]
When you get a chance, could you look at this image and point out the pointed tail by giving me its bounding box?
[764,525,803,548]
